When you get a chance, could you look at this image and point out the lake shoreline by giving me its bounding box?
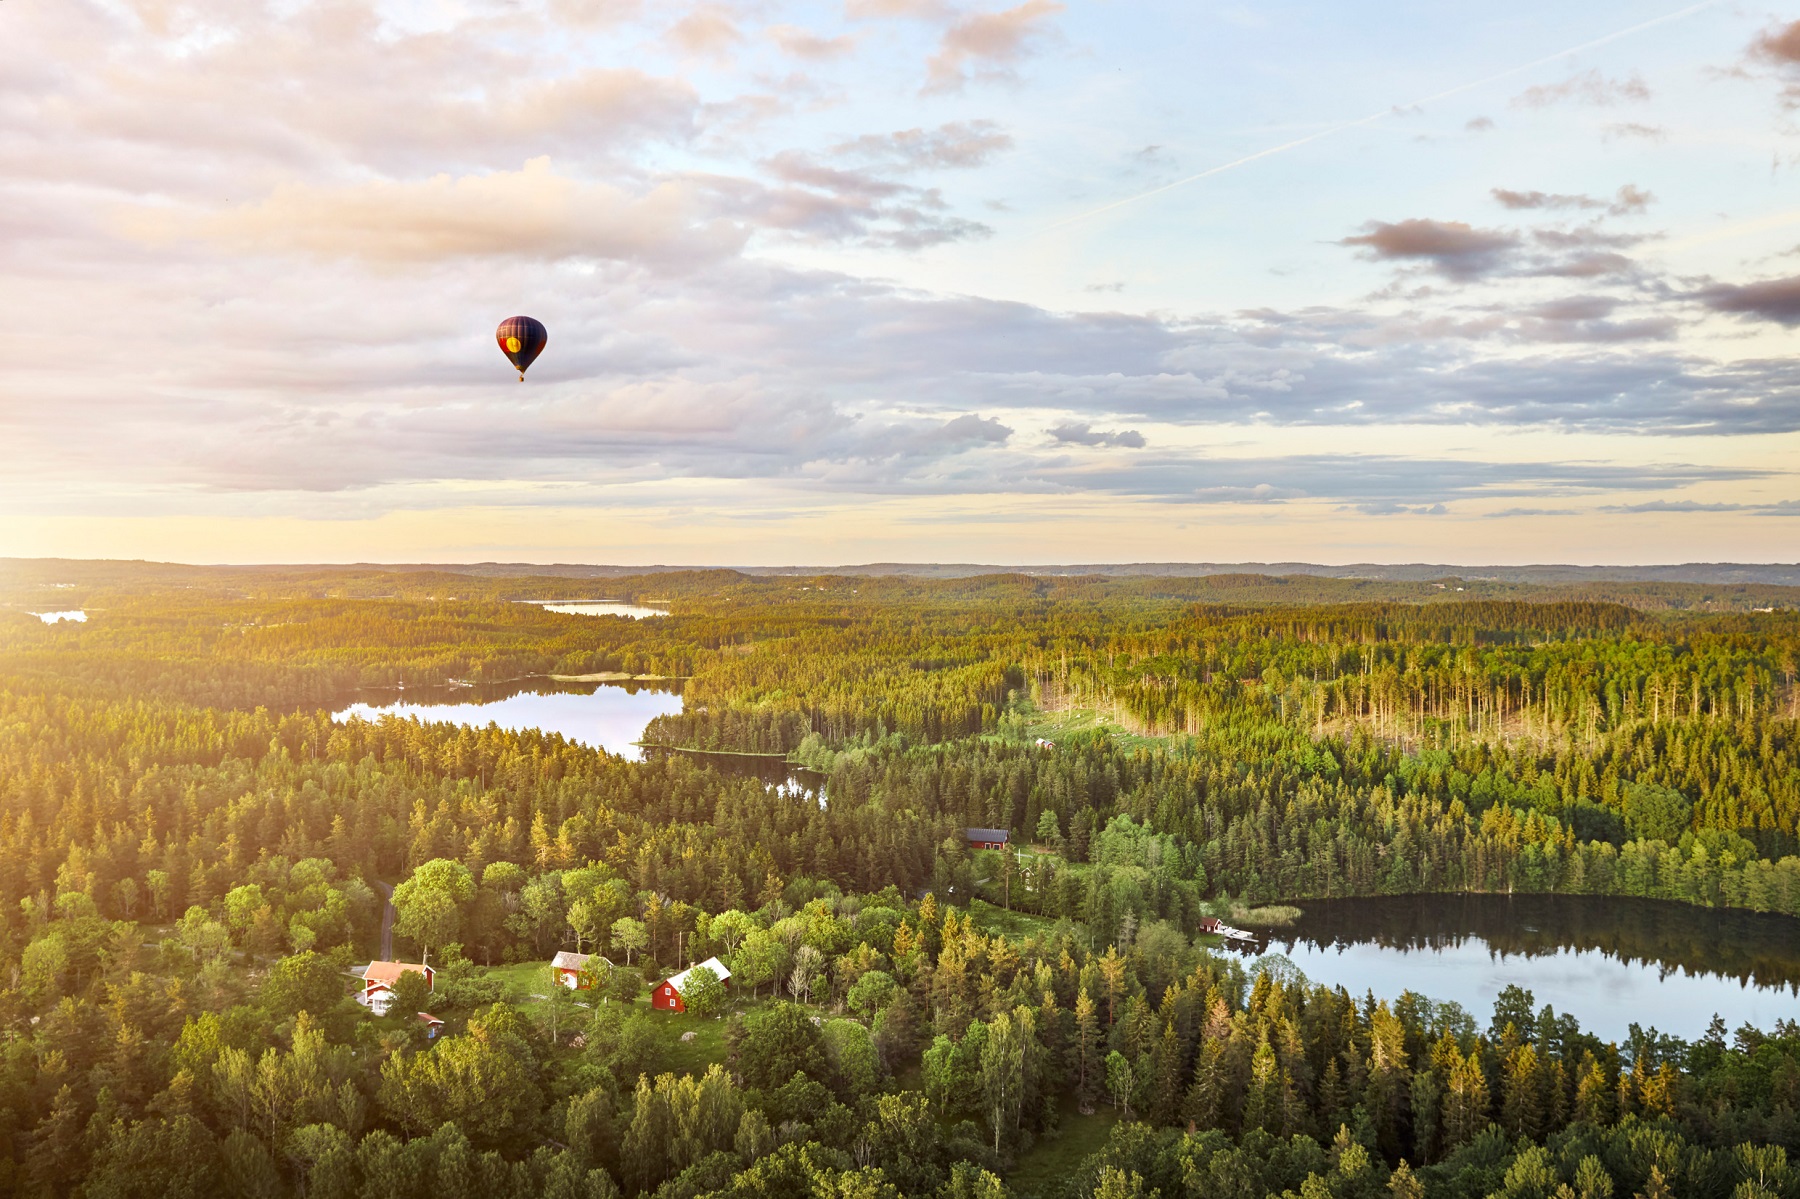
[1243,891,1800,1039]
[550,672,685,682]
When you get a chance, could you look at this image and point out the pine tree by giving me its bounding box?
[1074,988,1103,1115]
[1574,1053,1615,1126]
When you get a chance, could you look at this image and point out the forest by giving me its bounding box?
[0,561,1797,1199]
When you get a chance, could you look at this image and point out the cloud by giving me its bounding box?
[1339,218,1646,283]
[1697,274,1800,326]
[547,0,643,26]
[925,0,1065,93]
[1604,123,1667,142]
[1340,219,1519,280]
[1492,185,1652,215]
[1191,483,1304,503]
[667,7,744,56]
[1603,500,1756,513]
[751,152,996,247]
[1048,422,1146,448]
[1348,502,1448,516]
[768,25,859,59]
[845,0,951,17]
[1512,69,1651,108]
[1466,117,1496,133]
[1529,296,1619,322]
[1493,188,1604,212]
[1031,452,1758,509]
[831,121,1014,170]
[125,158,748,266]
[1751,19,1800,65]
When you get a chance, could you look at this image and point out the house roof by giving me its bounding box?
[965,828,1010,842]
[416,1012,444,1026]
[551,951,592,971]
[363,961,431,986]
[662,956,731,993]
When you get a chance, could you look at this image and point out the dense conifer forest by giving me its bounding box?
[0,562,1797,1198]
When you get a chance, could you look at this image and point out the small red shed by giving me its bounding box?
[964,828,1010,851]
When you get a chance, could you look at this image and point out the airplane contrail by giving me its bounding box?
[1037,0,1728,236]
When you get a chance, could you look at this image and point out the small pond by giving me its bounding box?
[29,610,86,623]
[1252,894,1800,1042]
[642,745,827,805]
[333,678,683,760]
[525,600,668,619]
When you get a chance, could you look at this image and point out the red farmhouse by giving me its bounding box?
[652,957,732,1012]
[964,828,1010,850]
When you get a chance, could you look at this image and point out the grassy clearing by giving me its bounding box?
[660,1009,733,1073]
[1227,902,1302,928]
[1008,1102,1118,1197]
[482,960,560,1001]
[966,899,1063,940]
[1003,696,1177,754]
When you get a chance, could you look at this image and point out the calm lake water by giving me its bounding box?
[1255,894,1800,1042]
[333,679,683,760]
[527,601,668,619]
[330,681,822,801]
[30,610,86,623]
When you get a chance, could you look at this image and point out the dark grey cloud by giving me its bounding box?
[1048,422,1145,448]
[1340,219,1519,280]
[1697,275,1800,326]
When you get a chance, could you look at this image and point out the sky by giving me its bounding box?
[6,0,1800,566]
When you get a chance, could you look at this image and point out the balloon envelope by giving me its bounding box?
[496,316,547,378]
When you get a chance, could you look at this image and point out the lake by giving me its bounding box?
[333,679,684,760]
[1252,894,1800,1042]
[330,682,824,800]
[30,610,86,623]
[526,601,668,619]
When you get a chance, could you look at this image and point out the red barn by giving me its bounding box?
[652,957,732,1012]
[965,828,1010,850]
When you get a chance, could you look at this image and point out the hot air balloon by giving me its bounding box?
[496,316,547,381]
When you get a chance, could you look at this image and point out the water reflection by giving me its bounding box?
[526,601,668,619]
[29,610,86,623]
[1259,894,1800,1041]
[333,678,683,760]
[643,746,827,806]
